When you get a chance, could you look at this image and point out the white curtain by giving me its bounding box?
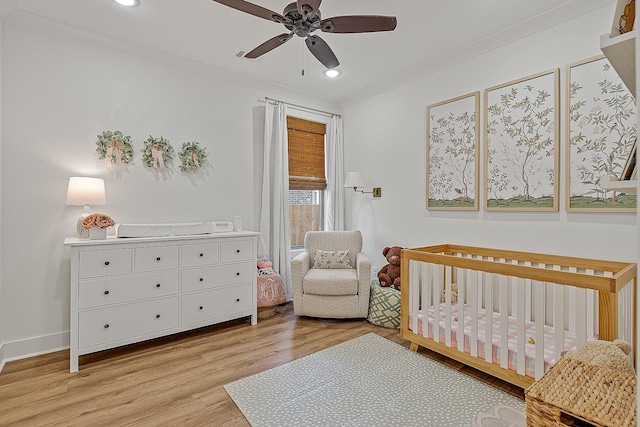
[324,114,345,231]
[258,101,293,300]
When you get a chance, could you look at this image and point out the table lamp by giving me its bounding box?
[66,177,106,238]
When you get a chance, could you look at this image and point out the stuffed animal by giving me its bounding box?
[442,283,458,303]
[563,339,635,376]
[257,257,276,276]
[378,246,403,290]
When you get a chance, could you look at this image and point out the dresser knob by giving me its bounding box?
[156,283,161,288]
[156,314,160,319]
[236,298,240,302]
[199,277,204,282]
[236,249,240,253]
[104,290,110,295]
[236,272,240,276]
[199,253,204,257]
[104,324,110,329]
[199,306,203,310]
[156,257,161,261]
[104,261,110,266]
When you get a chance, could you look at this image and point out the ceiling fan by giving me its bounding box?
[211,0,397,69]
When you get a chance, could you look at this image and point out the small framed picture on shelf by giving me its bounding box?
[620,138,637,180]
[612,0,635,37]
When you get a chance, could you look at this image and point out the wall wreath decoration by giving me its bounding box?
[95,130,134,166]
[179,141,208,172]
[141,135,175,169]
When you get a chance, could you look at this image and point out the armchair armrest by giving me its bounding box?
[355,252,371,295]
[291,252,311,306]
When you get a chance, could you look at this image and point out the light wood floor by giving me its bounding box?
[0,303,523,426]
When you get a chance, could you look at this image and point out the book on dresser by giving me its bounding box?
[64,231,260,372]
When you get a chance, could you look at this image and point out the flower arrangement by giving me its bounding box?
[178,141,207,172]
[82,213,115,230]
[141,135,175,169]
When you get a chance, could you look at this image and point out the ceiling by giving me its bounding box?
[2,0,615,106]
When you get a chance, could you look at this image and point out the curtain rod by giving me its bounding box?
[264,97,340,118]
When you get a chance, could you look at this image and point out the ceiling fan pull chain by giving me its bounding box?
[301,41,305,76]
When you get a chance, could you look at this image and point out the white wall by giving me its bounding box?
[0,11,336,362]
[341,4,638,270]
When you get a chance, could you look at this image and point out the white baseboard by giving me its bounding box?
[0,331,69,372]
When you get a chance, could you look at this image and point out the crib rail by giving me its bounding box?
[400,244,636,389]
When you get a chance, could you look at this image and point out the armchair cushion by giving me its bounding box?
[303,268,359,296]
[312,249,352,269]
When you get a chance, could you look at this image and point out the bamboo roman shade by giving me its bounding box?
[287,116,327,190]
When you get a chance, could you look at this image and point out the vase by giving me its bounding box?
[89,226,107,240]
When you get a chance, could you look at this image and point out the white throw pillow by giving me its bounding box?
[313,249,352,269]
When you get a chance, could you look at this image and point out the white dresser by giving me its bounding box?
[64,231,260,372]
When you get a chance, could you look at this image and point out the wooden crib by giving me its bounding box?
[400,244,636,388]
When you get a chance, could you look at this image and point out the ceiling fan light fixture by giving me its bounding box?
[113,0,137,6]
[324,68,341,78]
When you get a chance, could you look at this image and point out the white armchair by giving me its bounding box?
[291,230,371,318]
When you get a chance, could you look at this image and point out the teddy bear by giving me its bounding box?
[378,246,403,290]
[442,283,458,304]
[563,339,635,376]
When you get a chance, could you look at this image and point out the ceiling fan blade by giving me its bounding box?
[211,0,289,24]
[305,35,339,69]
[320,15,397,33]
[297,0,322,20]
[245,33,293,59]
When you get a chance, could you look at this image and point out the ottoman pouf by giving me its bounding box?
[257,274,286,319]
[367,280,401,329]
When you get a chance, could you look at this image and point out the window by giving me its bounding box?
[287,116,326,247]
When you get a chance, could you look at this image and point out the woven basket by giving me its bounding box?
[525,357,636,427]
[257,306,278,320]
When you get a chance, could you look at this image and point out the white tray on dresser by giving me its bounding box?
[64,231,260,372]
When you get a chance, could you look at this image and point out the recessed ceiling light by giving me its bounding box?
[114,0,137,6]
[324,68,341,78]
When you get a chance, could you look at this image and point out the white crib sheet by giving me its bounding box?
[412,304,591,378]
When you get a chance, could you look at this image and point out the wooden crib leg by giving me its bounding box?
[409,342,419,352]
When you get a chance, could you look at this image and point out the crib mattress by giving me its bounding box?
[411,304,588,378]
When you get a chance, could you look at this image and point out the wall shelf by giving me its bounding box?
[600,30,636,95]
[599,175,637,195]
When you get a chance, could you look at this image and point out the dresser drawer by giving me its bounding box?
[134,245,179,272]
[78,271,179,309]
[78,296,179,349]
[181,262,254,292]
[220,240,253,263]
[182,284,252,326]
[79,248,132,279]
[181,242,219,268]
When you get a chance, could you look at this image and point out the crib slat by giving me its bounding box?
[534,279,545,380]
[457,267,466,353]
[470,269,479,357]
[444,266,452,347]
[411,260,420,334]
[419,262,430,338]
[576,287,587,348]
[485,270,495,364]
[554,283,565,364]
[433,264,441,343]
[500,274,509,370]
[516,277,526,376]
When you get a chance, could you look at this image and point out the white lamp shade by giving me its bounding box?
[66,177,106,206]
[343,171,365,188]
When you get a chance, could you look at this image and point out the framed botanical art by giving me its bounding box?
[426,92,480,210]
[566,55,637,212]
[484,69,560,211]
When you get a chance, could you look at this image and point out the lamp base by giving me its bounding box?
[77,215,89,239]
